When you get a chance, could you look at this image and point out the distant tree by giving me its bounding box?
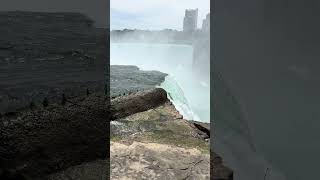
[42,97,49,107]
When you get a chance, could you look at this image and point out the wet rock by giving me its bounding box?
[175,113,183,119]
[211,152,233,180]
[110,88,168,120]
[0,94,109,179]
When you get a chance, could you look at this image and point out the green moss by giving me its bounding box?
[111,105,210,154]
[110,135,124,142]
[136,129,210,154]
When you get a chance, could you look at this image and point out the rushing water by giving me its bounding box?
[111,43,210,123]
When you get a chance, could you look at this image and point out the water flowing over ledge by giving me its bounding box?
[159,75,200,121]
[111,43,210,123]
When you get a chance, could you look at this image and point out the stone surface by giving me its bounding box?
[211,152,233,180]
[111,141,209,180]
[111,95,213,179]
[0,94,109,179]
[46,160,107,180]
[110,65,167,97]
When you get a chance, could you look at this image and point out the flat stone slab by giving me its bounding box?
[111,141,210,180]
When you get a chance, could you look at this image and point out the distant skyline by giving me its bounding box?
[111,0,210,30]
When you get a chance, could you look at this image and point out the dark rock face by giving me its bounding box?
[0,86,213,180]
[0,94,109,179]
[192,121,210,139]
[211,152,233,180]
[0,87,168,179]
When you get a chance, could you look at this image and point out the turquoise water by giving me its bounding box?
[111,43,210,122]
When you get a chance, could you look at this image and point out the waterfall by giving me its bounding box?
[159,75,196,121]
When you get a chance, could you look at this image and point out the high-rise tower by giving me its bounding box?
[202,13,210,32]
[183,9,198,33]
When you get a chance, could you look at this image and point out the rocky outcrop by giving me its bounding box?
[211,152,233,180]
[0,85,233,179]
[111,99,211,179]
[0,87,169,179]
[0,94,109,179]
[111,141,209,180]
[107,65,232,179]
[110,65,167,97]
[111,88,167,120]
[110,88,232,179]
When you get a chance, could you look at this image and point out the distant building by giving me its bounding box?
[183,9,198,33]
[202,13,210,32]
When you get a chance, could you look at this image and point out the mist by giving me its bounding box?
[111,42,210,123]
[110,0,210,123]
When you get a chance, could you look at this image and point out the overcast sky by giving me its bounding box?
[111,0,210,30]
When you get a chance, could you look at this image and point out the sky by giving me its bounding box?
[111,0,210,30]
